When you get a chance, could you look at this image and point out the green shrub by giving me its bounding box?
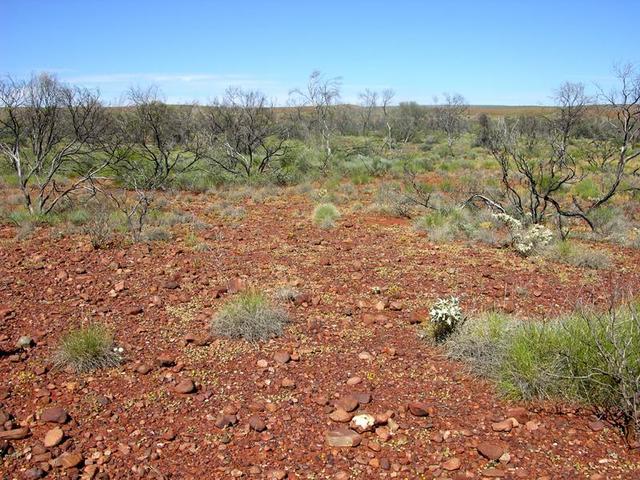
[546,240,612,269]
[66,208,90,226]
[445,304,640,438]
[211,290,289,341]
[54,324,121,373]
[574,178,601,200]
[312,203,341,229]
[374,183,412,218]
[445,312,515,377]
[414,208,471,242]
[142,227,173,242]
[83,203,114,249]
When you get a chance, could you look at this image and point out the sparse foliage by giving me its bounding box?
[211,290,289,341]
[54,324,121,373]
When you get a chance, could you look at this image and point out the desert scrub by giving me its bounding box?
[545,240,612,269]
[374,183,413,218]
[427,296,464,342]
[211,290,289,341]
[83,202,114,249]
[312,203,340,229]
[54,324,121,373]
[414,208,472,243]
[492,213,553,256]
[445,311,517,377]
[445,303,640,440]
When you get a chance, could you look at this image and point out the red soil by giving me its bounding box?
[1,191,639,479]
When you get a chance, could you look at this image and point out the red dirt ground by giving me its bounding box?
[1,189,640,479]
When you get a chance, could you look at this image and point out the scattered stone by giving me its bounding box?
[43,427,64,447]
[329,409,354,423]
[353,392,372,404]
[482,467,506,477]
[312,394,329,406]
[389,301,402,311]
[273,351,291,364]
[346,376,362,386]
[157,355,176,367]
[335,395,359,412]
[281,378,295,389]
[163,280,179,290]
[269,470,287,480]
[248,415,267,432]
[506,407,529,424]
[358,351,373,361]
[407,401,431,417]
[136,364,153,375]
[350,414,376,433]
[22,468,46,480]
[126,306,143,315]
[0,427,30,440]
[326,428,362,448]
[256,359,269,368]
[442,457,462,471]
[59,452,83,469]
[477,442,505,461]
[41,407,69,424]
[215,414,237,429]
[525,420,540,432]
[16,336,34,349]
[174,379,196,394]
[588,420,605,432]
[491,419,515,432]
[161,429,176,441]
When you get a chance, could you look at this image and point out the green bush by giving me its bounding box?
[66,208,90,226]
[54,324,121,373]
[445,304,640,437]
[574,178,601,200]
[546,240,612,269]
[211,290,289,341]
[312,203,341,229]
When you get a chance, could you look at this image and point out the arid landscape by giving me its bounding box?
[2,1,640,479]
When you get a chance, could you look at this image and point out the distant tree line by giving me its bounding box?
[0,65,638,239]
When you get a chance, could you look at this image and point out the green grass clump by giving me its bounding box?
[445,304,640,437]
[546,240,612,269]
[54,324,121,373]
[312,203,341,229]
[574,178,601,200]
[211,290,289,342]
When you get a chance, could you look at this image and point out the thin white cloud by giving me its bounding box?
[56,72,290,105]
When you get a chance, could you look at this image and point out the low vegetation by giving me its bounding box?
[312,203,341,229]
[444,303,640,440]
[211,290,290,341]
[54,324,121,373]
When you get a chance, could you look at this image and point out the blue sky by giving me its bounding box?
[1,0,638,105]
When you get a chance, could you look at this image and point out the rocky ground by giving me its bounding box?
[1,188,640,479]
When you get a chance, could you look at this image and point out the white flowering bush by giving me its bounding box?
[493,213,553,256]
[429,296,464,342]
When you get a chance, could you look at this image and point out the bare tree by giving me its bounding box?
[201,87,288,178]
[0,74,112,214]
[550,82,589,164]
[358,89,378,136]
[289,71,341,163]
[486,64,639,236]
[433,93,469,152]
[381,88,395,150]
[107,87,205,241]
